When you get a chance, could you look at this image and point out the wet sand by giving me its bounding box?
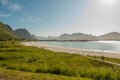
[22,42,120,59]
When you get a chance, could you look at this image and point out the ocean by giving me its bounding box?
[37,41,120,52]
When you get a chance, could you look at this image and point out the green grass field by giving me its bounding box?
[88,56,120,64]
[0,41,120,80]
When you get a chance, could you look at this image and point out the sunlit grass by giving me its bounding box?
[0,68,89,80]
[0,41,120,80]
[88,55,120,64]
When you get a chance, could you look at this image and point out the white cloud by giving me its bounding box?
[19,14,41,23]
[0,13,11,18]
[0,0,22,11]
[9,3,22,11]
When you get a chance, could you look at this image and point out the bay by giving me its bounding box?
[38,41,120,52]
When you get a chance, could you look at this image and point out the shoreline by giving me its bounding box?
[22,41,120,59]
[36,41,120,54]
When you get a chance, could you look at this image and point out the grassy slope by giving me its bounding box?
[106,58,120,64]
[0,22,18,40]
[0,68,88,80]
[0,41,120,80]
[89,56,120,64]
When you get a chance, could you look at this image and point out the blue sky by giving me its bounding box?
[0,0,120,36]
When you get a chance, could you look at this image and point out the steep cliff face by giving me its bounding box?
[0,22,19,40]
[14,28,36,40]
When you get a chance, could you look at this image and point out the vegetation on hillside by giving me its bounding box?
[0,41,120,80]
[0,68,88,80]
[0,22,19,40]
[89,56,120,64]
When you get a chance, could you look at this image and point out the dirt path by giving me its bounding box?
[87,57,120,67]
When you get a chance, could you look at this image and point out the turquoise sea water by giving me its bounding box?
[38,41,120,52]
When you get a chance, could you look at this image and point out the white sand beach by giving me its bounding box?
[22,42,120,59]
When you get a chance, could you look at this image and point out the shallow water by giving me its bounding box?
[38,41,120,52]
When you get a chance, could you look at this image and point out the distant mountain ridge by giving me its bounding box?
[37,32,120,41]
[98,32,120,41]
[0,21,36,40]
[1,21,120,41]
[58,33,97,41]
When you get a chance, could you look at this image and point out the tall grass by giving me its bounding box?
[0,41,120,80]
[88,55,120,64]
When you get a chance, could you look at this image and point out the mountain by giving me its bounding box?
[36,36,49,40]
[0,22,19,40]
[35,32,120,41]
[14,28,36,40]
[36,36,58,40]
[58,33,98,41]
[36,33,98,41]
[98,32,120,41]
